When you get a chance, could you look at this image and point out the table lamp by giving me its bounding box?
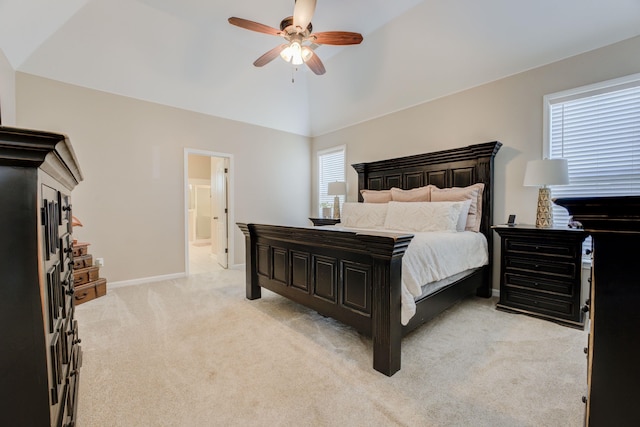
[327,181,346,219]
[523,158,569,228]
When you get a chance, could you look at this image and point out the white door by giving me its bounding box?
[211,157,228,268]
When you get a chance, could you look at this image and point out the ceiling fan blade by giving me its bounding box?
[253,44,288,67]
[305,50,326,75]
[311,31,363,45]
[293,0,317,33]
[228,17,281,36]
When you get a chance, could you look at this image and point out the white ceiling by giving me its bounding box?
[2,0,640,136]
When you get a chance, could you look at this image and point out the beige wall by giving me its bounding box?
[0,49,16,126]
[16,74,311,282]
[312,35,640,290]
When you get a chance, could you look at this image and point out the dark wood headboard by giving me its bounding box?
[351,141,502,273]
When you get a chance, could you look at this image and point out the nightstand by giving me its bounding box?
[493,224,588,329]
[309,217,341,226]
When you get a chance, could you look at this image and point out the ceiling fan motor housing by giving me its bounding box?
[280,16,312,35]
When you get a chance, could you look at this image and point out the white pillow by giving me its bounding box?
[340,202,388,229]
[456,199,472,232]
[383,201,463,232]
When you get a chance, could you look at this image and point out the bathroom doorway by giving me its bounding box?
[184,149,232,275]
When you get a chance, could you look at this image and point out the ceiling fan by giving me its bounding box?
[228,0,363,75]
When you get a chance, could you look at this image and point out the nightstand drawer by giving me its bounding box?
[504,289,575,318]
[505,273,574,296]
[505,256,576,279]
[505,238,578,258]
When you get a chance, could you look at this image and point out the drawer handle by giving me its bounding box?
[73,338,82,345]
[75,292,89,300]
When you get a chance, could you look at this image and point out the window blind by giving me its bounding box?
[318,147,345,216]
[547,77,640,229]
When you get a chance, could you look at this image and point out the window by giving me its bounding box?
[318,146,345,216]
[544,73,640,228]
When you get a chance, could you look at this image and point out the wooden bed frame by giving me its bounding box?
[238,141,501,376]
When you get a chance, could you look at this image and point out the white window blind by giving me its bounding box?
[318,146,345,216]
[546,75,640,230]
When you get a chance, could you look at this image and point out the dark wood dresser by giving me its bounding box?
[555,196,640,426]
[493,224,588,328]
[0,126,84,426]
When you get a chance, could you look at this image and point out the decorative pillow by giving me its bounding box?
[431,183,485,232]
[383,201,463,232]
[340,202,388,229]
[360,189,392,203]
[390,185,434,202]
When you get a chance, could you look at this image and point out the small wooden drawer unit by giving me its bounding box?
[73,254,93,269]
[73,265,100,286]
[75,278,107,304]
[493,225,588,328]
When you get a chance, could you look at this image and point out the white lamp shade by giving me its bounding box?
[523,158,569,187]
[327,181,346,195]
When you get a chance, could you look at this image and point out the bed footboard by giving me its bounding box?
[238,223,413,376]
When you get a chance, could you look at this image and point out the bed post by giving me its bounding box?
[237,223,261,300]
[361,233,413,376]
[471,141,502,298]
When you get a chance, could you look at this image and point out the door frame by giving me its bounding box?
[183,148,234,275]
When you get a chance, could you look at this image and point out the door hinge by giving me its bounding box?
[225,248,228,254]
[224,168,228,173]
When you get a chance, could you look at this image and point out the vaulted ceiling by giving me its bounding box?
[2,0,640,136]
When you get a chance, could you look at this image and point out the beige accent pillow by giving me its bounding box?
[360,189,392,203]
[390,185,434,202]
[431,183,485,232]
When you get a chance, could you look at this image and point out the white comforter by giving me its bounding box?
[330,227,488,325]
[399,231,488,324]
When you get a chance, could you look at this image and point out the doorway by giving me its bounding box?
[184,149,233,275]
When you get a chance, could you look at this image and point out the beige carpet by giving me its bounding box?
[75,268,587,426]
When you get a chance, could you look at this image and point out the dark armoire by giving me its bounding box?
[555,196,640,426]
[0,126,84,426]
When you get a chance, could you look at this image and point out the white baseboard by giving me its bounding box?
[492,288,500,298]
[108,272,187,289]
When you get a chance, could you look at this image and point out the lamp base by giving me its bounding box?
[333,195,340,219]
[535,187,553,228]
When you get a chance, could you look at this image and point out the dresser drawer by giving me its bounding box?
[504,273,574,296]
[503,289,576,319]
[505,256,577,279]
[73,266,99,286]
[72,243,89,257]
[73,254,93,270]
[74,278,107,305]
[505,238,578,258]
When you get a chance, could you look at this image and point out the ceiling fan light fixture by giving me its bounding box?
[301,46,313,62]
[280,45,293,62]
[290,41,304,65]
